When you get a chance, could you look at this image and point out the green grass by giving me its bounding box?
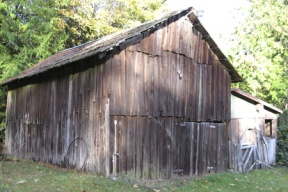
[170,168,288,192]
[0,157,149,192]
[1,157,288,192]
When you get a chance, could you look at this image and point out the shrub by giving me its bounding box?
[276,110,288,165]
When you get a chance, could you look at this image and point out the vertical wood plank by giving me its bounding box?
[206,123,212,173]
[150,117,158,178]
[195,122,200,176]
[110,52,121,115]
[144,54,152,116]
[174,54,183,117]
[202,123,207,175]
[105,97,110,177]
[189,123,194,176]
[196,65,202,121]
[210,123,217,173]
[183,57,190,117]
[125,50,134,115]
[161,20,168,51]
[121,117,128,173]
[167,17,175,52]
[167,52,174,116]
[135,116,143,178]
[135,52,144,116]
[160,52,168,116]
[153,56,160,116]
[214,61,220,121]
[179,56,186,117]
[119,51,126,115]
[171,16,181,53]
[223,122,229,172]
[205,65,211,120]
[191,27,198,60]
[201,65,207,121]
[185,23,192,58]
[163,117,172,178]
[154,24,163,56]
[190,60,197,120]
[219,66,224,121]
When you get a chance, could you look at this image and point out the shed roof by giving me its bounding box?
[231,88,283,114]
[1,6,242,86]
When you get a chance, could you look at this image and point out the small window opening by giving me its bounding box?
[265,120,272,137]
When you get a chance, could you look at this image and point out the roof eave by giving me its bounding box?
[231,88,283,114]
[1,6,243,86]
[188,12,243,83]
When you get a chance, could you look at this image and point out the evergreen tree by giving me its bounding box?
[229,0,288,109]
[0,0,165,142]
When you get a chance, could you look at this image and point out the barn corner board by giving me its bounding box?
[3,6,244,178]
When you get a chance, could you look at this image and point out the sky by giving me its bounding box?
[165,0,250,54]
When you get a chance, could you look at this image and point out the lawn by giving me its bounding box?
[0,157,287,192]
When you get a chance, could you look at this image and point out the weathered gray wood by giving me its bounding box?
[153,56,160,116]
[196,65,202,121]
[189,122,194,176]
[195,123,200,175]
[243,147,254,171]
[211,123,217,173]
[4,17,235,179]
[105,98,110,177]
[237,144,243,172]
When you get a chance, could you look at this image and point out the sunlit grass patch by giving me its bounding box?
[0,156,287,192]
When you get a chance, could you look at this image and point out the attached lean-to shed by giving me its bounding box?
[229,88,282,173]
[1,7,242,179]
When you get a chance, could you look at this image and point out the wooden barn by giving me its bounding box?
[1,7,243,179]
[229,88,282,173]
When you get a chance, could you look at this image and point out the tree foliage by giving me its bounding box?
[0,0,165,81]
[0,0,67,80]
[277,110,288,165]
[229,0,288,109]
[0,0,165,142]
[61,0,166,47]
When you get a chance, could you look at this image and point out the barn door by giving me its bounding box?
[172,121,192,175]
[173,122,227,176]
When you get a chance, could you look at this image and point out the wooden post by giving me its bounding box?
[105,97,110,177]
[233,144,237,172]
[195,123,200,176]
[112,120,117,178]
[236,144,242,173]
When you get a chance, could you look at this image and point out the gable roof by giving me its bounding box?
[1,6,242,86]
[231,88,283,114]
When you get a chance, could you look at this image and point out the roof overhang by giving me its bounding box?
[231,88,283,114]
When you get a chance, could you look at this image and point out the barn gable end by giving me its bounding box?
[3,7,242,178]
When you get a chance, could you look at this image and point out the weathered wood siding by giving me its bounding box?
[229,94,279,170]
[6,66,110,174]
[109,117,228,178]
[5,16,231,178]
[108,15,231,121]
